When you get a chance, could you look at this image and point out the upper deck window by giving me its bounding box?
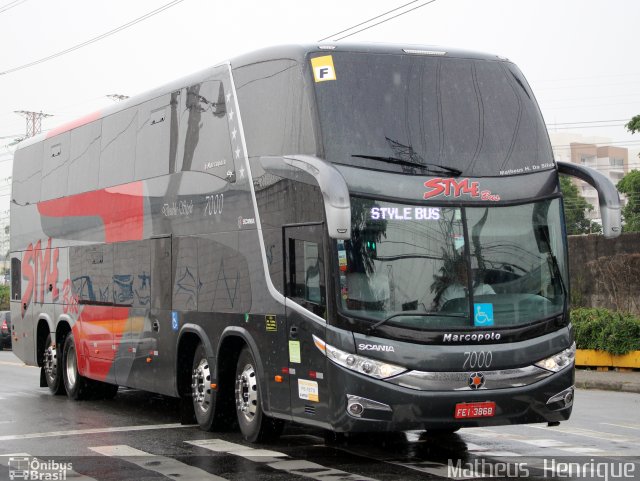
[312,52,553,177]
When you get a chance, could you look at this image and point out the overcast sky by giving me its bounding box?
[1,0,639,213]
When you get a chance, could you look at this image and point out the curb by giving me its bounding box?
[574,378,640,394]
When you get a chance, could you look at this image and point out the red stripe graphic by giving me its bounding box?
[37,182,145,243]
[46,111,102,139]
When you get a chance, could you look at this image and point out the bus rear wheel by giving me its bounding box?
[43,333,65,395]
[235,346,283,443]
[62,334,92,400]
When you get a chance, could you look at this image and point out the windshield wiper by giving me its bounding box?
[367,311,466,335]
[352,154,462,177]
[547,252,567,299]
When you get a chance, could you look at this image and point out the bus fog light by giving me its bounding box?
[547,386,574,407]
[564,391,574,405]
[348,402,364,417]
[346,395,392,418]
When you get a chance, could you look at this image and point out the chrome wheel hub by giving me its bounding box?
[44,344,57,379]
[65,344,77,387]
[191,359,212,412]
[235,363,258,422]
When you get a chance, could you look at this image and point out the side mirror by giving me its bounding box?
[260,155,351,239]
[557,161,621,238]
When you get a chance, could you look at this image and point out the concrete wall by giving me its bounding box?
[568,232,640,314]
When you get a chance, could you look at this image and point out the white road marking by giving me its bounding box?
[529,425,638,443]
[519,439,567,447]
[601,422,640,431]
[478,451,522,457]
[90,445,228,481]
[465,429,608,455]
[558,446,605,454]
[187,438,287,459]
[387,460,485,480]
[0,423,190,441]
[0,361,34,367]
[188,438,379,481]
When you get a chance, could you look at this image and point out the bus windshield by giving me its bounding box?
[336,197,567,330]
[313,51,553,177]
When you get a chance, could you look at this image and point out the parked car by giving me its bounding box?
[0,311,11,350]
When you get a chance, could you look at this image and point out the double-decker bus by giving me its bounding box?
[10,43,621,442]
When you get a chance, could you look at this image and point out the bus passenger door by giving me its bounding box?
[284,224,329,422]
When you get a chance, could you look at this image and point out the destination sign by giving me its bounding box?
[370,206,441,221]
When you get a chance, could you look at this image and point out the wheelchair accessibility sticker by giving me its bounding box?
[474,303,494,327]
[171,311,179,332]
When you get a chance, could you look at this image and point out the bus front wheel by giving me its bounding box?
[191,343,217,431]
[235,346,283,443]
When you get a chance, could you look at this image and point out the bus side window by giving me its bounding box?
[11,257,21,301]
[68,121,101,196]
[179,73,236,180]
[41,132,70,200]
[288,239,325,310]
[13,142,43,206]
[135,95,172,181]
[99,108,137,188]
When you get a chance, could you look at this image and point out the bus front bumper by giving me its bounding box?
[326,362,575,432]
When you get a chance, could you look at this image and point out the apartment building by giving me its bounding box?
[549,133,628,223]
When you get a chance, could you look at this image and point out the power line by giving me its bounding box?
[328,0,438,42]
[318,0,423,42]
[0,0,186,76]
[550,124,626,130]
[0,0,26,15]
[547,119,630,127]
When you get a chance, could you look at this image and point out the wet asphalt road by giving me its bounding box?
[0,349,639,481]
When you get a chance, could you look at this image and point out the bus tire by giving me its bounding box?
[191,343,217,431]
[62,334,91,401]
[43,333,65,395]
[235,346,284,443]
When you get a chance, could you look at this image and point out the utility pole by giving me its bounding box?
[14,110,53,138]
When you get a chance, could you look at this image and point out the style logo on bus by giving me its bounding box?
[22,238,60,317]
[423,178,501,202]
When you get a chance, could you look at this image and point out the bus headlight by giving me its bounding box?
[312,335,406,379]
[535,343,576,372]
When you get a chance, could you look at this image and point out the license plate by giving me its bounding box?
[454,401,496,419]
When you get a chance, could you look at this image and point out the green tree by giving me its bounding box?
[626,115,640,135]
[559,175,601,235]
[0,285,8,311]
[617,170,640,232]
